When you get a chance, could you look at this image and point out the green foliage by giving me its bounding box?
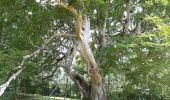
[74,55,86,75]
[0,0,170,99]
[97,15,170,99]
[0,47,28,84]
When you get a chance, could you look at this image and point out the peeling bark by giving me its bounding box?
[61,48,91,99]
[77,16,106,100]
[64,67,91,99]
[56,2,106,99]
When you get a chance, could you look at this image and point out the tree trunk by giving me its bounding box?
[123,0,131,35]
[56,2,106,99]
[77,16,106,100]
[98,0,110,50]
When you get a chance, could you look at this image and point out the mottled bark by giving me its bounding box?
[61,47,91,98]
[77,16,106,100]
[57,2,106,99]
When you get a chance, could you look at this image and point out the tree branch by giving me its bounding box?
[0,32,66,96]
[56,1,82,39]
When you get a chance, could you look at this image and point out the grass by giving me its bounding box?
[15,93,80,100]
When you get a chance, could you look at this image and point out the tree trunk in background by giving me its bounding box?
[123,0,131,35]
[77,16,106,100]
[98,0,110,50]
[134,20,142,35]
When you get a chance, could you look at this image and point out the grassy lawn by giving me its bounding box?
[15,93,80,100]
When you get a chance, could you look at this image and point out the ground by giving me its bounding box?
[15,93,80,100]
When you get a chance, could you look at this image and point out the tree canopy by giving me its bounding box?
[0,0,170,100]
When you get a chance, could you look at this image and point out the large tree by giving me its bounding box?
[0,0,170,100]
